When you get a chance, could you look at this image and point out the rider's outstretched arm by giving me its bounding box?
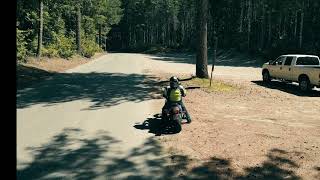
[179,85,187,97]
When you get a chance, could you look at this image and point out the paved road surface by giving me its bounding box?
[17,54,168,179]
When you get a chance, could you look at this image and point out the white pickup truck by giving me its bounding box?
[262,54,320,91]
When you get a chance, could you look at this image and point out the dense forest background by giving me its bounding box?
[109,0,320,58]
[16,0,123,62]
[17,0,320,62]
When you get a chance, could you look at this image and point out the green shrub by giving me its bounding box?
[42,44,59,58]
[17,28,28,62]
[81,38,102,58]
[56,34,74,59]
[43,34,75,59]
[28,37,38,56]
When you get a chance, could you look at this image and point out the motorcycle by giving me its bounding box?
[161,102,186,133]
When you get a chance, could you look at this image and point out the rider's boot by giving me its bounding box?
[186,113,192,123]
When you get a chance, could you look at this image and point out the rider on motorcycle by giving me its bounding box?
[162,76,192,123]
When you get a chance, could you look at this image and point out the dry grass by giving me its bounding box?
[25,53,105,73]
[17,53,105,90]
[182,77,237,92]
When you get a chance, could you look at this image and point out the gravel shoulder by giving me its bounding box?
[142,53,320,179]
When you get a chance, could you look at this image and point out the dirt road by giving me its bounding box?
[143,53,320,179]
[17,53,320,179]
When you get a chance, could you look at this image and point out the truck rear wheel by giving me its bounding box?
[299,77,311,92]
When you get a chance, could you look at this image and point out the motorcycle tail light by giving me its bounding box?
[172,107,180,114]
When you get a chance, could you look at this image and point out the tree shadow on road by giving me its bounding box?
[17,65,56,90]
[17,71,162,109]
[17,128,121,179]
[252,80,320,97]
[237,148,302,180]
[17,128,307,179]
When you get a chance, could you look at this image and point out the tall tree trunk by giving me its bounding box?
[162,25,165,45]
[105,36,107,51]
[181,19,185,46]
[186,13,190,47]
[278,12,282,39]
[239,0,244,33]
[167,22,170,46]
[247,0,252,50]
[173,16,177,47]
[99,24,102,47]
[146,26,148,45]
[253,1,256,21]
[283,14,287,38]
[210,30,218,87]
[268,10,272,46]
[196,0,209,78]
[128,25,130,48]
[156,24,159,44]
[133,29,136,47]
[149,26,152,44]
[147,26,149,45]
[37,0,43,58]
[152,25,154,45]
[260,1,265,50]
[76,3,81,54]
[143,30,145,45]
[294,10,298,40]
[148,25,150,45]
[299,7,304,48]
[168,21,171,46]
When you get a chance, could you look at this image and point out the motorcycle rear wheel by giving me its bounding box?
[174,119,182,133]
